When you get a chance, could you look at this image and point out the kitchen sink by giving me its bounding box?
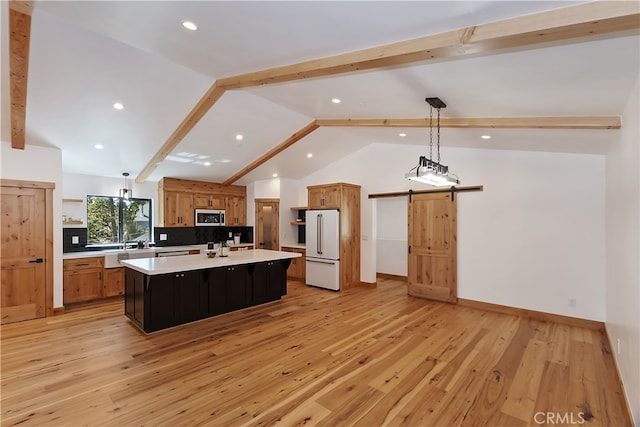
[104,250,156,268]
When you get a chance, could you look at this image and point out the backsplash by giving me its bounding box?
[64,226,254,252]
[154,226,253,247]
[63,228,88,252]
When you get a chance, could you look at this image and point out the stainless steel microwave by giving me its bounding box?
[195,209,225,226]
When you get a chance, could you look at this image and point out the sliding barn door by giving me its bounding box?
[408,192,457,303]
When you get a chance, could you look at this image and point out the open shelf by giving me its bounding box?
[290,206,308,211]
[63,220,83,225]
[290,221,306,225]
[63,198,83,203]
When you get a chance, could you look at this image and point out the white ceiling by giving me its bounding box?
[2,1,639,185]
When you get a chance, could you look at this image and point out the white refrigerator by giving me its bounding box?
[305,209,340,290]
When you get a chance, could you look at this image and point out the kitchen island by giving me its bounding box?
[121,249,300,333]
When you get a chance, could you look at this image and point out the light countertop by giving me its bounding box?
[281,244,306,249]
[62,243,254,260]
[120,249,301,275]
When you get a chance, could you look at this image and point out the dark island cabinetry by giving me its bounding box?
[125,259,291,333]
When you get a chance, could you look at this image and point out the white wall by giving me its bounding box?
[605,77,640,424]
[302,142,607,321]
[62,172,159,225]
[250,177,304,248]
[376,197,408,276]
[1,142,64,307]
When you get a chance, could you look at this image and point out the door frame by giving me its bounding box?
[255,198,280,251]
[1,179,55,317]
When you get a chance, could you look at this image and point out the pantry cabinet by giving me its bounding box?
[307,182,361,290]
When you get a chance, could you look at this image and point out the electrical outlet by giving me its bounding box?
[568,298,576,308]
[160,233,167,241]
[616,338,621,355]
[71,236,79,244]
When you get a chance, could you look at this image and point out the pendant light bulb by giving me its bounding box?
[119,172,132,199]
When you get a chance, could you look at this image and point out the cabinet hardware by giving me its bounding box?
[29,258,44,263]
[99,271,102,280]
[76,262,89,266]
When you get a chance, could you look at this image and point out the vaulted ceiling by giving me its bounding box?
[2,1,639,185]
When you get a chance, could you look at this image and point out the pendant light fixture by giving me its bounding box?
[405,97,460,186]
[119,172,132,199]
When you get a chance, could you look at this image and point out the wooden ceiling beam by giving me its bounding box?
[8,1,33,150]
[315,116,622,130]
[135,83,226,183]
[217,2,639,89]
[140,1,638,183]
[222,122,319,186]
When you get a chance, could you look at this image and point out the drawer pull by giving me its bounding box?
[29,258,44,263]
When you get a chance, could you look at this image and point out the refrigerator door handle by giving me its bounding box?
[307,259,336,265]
[317,213,323,255]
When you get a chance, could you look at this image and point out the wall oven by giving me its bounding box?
[195,209,226,226]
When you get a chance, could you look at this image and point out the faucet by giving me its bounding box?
[123,232,128,251]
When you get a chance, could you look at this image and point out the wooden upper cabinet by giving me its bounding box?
[163,191,194,227]
[194,193,225,209]
[307,184,342,209]
[225,196,246,226]
[158,178,246,227]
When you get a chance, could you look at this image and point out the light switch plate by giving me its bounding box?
[71,236,79,244]
[160,233,167,241]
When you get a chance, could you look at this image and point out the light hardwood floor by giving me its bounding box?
[1,277,631,426]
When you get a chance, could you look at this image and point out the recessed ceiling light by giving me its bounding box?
[272,173,278,178]
[94,144,104,150]
[481,135,491,140]
[399,133,406,137]
[113,102,124,110]
[182,21,198,31]
[235,134,244,141]
[331,98,341,104]
[203,161,211,166]
[307,153,313,158]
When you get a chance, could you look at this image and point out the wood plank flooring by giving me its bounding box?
[0,277,631,426]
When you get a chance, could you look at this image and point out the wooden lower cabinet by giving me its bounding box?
[125,259,292,333]
[63,257,104,305]
[281,247,306,281]
[103,267,125,297]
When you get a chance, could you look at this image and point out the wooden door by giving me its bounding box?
[407,192,457,303]
[1,186,47,323]
[255,199,279,250]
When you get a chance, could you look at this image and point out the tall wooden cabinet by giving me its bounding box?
[307,183,361,290]
[158,178,246,227]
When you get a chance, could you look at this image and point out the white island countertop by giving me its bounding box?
[120,249,301,276]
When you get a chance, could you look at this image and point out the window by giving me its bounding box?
[87,196,152,245]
